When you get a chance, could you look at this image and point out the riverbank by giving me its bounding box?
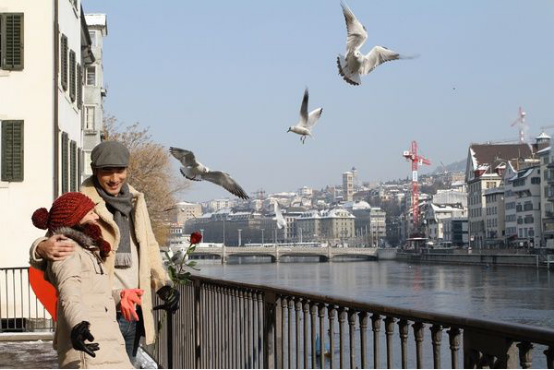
[380,247,554,269]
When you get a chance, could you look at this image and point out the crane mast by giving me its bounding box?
[402,140,431,234]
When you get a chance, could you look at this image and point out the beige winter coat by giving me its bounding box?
[31,177,171,345]
[47,227,132,369]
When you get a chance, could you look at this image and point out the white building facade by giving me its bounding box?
[0,0,95,268]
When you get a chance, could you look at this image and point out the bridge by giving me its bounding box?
[186,245,378,263]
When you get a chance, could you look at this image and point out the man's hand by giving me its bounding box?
[153,286,180,313]
[36,234,75,261]
[70,321,99,358]
[120,289,144,321]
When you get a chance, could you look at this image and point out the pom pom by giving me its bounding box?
[32,208,49,230]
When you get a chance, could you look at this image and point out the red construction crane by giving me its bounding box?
[402,141,431,231]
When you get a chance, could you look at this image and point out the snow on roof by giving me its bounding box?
[85,14,107,27]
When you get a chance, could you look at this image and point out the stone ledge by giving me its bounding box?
[0,332,54,342]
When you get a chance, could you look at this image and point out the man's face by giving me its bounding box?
[94,167,128,196]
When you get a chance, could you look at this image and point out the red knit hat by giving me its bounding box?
[32,192,96,232]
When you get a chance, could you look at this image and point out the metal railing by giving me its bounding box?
[0,267,54,333]
[147,275,554,369]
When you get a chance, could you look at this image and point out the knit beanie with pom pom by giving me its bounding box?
[32,192,96,233]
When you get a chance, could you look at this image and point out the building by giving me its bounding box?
[483,186,505,248]
[465,142,545,249]
[503,163,542,248]
[82,13,108,178]
[0,0,95,268]
[172,201,203,226]
[342,171,353,202]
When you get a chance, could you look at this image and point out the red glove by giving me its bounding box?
[120,289,144,322]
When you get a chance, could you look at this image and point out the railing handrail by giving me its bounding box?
[192,274,554,346]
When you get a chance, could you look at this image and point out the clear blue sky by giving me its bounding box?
[83,0,554,202]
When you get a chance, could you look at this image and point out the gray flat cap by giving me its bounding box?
[91,141,130,168]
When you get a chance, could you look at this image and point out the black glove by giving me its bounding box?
[70,321,99,358]
[153,286,180,313]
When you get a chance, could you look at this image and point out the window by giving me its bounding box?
[70,140,77,191]
[84,106,95,130]
[531,177,540,185]
[86,66,96,86]
[61,132,68,193]
[1,120,24,182]
[0,14,24,71]
[76,64,82,108]
[69,50,76,102]
[60,34,68,90]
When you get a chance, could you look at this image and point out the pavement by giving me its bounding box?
[0,334,158,369]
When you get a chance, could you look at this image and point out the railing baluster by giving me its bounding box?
[517,341,533,369]
[258,292,265,369]
[303,300,310,369]
[359,312,369,369]
[348,310,357,369]
[318,304,326,370]
[430,324,442,369]
[372,313,382,369]
[447,327,461,369]
[413,322,425,369]
[339,307,347,369]
[288,298,293,369]
[328,306,337,369]
[310,304,317,369]
[544,346,554,369]
[295,299,302,369]
[279,297,287,369]
[385,316,396,369]
[247,290,253,369]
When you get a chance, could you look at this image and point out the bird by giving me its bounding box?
[286,88,323,144]
[169,147,250,200]
[337,2,417,86]
[273,200,286,229]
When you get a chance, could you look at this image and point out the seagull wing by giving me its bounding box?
[274,201,286,229]
[298,88,309,127]
[341,2,367,53]
[201,171,250,200]
[169,147,199,167]
[306,108,323,129]
[360,46,401,75]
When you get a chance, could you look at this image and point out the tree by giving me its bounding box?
[102,115,189,245]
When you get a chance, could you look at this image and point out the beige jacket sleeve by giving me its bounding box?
[48,250,89,329]
[29,236,48,270]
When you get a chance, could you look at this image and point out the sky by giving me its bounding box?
[82,0,554,202]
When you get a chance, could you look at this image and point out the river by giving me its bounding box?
[194,259,554,329]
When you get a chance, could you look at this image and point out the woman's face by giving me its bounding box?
[94,167,128,196]
[79,209,100,226]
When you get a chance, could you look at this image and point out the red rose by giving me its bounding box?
[190,231,202,245]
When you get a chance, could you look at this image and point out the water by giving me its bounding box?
[194,259,554,328]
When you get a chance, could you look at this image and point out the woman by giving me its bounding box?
[32,192,138,369]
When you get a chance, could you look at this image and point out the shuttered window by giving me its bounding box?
[69,50,76,102]
[1,14,24,71]
[76,63,82,109]
[61,132,68,193]
[60,34,68,91]
[70,140,77,191]
[1,120,24,182]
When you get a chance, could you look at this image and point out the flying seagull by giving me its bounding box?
[169,147,249,200]
[286,88,323,144]
[273,200,286,230]
[337,2,416,86]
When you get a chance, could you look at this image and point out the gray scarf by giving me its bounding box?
[94,178,134,268]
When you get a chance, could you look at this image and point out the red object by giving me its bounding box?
[29,267,58,321]
[31,192,96,232]
[190,231,202,245]
[402,141,431,231]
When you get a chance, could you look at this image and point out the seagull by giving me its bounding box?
[169,147,250,200]
[337,2,417,86]
[286,88,323,144]
[273,200,286,229]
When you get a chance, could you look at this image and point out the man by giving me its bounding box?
[30,141,179,364]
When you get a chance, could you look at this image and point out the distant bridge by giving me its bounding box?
[186,245,378,263]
